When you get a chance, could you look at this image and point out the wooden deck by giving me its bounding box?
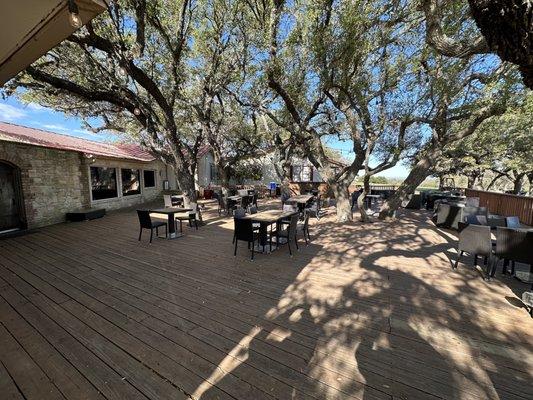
[0,201,532,400]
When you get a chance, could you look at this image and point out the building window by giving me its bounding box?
[143,170,156,188]
[121,169,141,196]
[209,163,218,183]
[292,165,313,182]
[90,167,117,200]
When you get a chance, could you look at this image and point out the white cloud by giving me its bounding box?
[0,103,27,121]
[26,103,46,112]
[42,123,69,132]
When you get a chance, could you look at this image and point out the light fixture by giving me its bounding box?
[68,0,83,29]
[118,65,127,77]
[133,107,141,116]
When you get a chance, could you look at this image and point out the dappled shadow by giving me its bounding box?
[1,200,531,399]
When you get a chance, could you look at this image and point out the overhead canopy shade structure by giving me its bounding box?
[0,0,108,86]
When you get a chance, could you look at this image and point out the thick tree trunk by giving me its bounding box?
[218,166,230,197]
[175,168,197,204]
[379,151,437,220]
[468,0,533,89]
[512,172,525,194]
[528,172,533,196]
[358,175,371,222]
[331,182,353,223]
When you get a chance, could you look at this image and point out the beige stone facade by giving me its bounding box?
[0,140,167,229]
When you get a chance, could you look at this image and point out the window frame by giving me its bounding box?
[89,166,118,202]
[143,169,156,189]
[121,168,142,197]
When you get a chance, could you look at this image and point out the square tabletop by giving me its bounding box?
[286,194,313,203]
[227,195,242,201]
[150,207,192,214]
[242,210,297,223]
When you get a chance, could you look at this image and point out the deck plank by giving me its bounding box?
[0,201,532,400]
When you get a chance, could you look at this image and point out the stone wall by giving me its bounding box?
[0,141,168,229]
[0,141,87,228]
[87,157,165,211]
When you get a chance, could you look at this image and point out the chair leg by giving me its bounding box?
[234,240,238,256]
[288,241,292,256]
[473,254,478,267]
[138,228,142,241]
[194,219,198,230]
[165,224,168,238]
[150,229,153,243]
[511,261,516,275]
[454,251,463,269]
[295,236,299,250]
[502,259,509,275]
[232,233,236,244]
[156,226,159,237]
[251,241,255,261]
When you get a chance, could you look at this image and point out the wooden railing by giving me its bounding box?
[465,188,533,226]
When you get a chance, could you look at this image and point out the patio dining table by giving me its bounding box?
[242,209,298,251]
[150,207,192,239]
[286,194,313,204]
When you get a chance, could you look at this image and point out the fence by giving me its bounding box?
[465,188,533,226]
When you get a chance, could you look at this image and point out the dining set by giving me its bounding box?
[136,194,199,242]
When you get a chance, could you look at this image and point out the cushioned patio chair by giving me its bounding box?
[505,216,521,229]
[137,210,167,243]
[454,222,492,274]
[465,214,487,225]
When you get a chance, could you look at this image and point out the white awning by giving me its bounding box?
[0,0,108,86]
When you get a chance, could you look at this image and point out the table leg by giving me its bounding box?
[167,213,183,239]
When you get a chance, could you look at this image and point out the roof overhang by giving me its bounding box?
[0,0,108,86]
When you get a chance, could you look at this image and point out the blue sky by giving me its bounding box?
[0,95,411,178]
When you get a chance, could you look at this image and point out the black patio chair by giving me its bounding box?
[297,210,311,245]
[454,222,492,273]
[489,227,533,278]
[217,195,228,216]
[137,210,167,243]
[233,218,260,260]
[270,214,299,255]
[176,203,198,232]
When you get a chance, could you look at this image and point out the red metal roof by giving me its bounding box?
[0,121,156,162]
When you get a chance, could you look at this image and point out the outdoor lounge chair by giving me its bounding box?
[233,218,260,260]
[454,222,492,273]
[137,210,167,243]
[270,214,299,255]
[489,227,533,278]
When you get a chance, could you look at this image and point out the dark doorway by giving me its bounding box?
[0,161,25,232]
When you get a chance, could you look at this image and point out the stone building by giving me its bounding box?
[0,122,174,232]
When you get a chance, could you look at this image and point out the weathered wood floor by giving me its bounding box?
[0,201,532,400]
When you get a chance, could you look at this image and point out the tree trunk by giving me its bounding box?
[175,168,197,204]
[379,151,438,220]
[528,172,533,196]
[331,182,353,223]
[358,175,371,222]
[467,174,477,189]
[218,166,230,197]
[512,172,525,194]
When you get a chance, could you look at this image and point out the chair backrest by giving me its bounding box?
[436,204,462,229]
[249,205,258,214]
[495,227,533,264]
[283,204,295,213]
[234,217,254,241]
[163,194,173,208]
[505,216,521,229]
[286,214,299,240]
[137,210,152,229]
[465,214,487,225]
[465,197,480,207]
[458,223,492,256]
[488,216,506,228]
[234,207,246,218]
[189,202,197,217]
